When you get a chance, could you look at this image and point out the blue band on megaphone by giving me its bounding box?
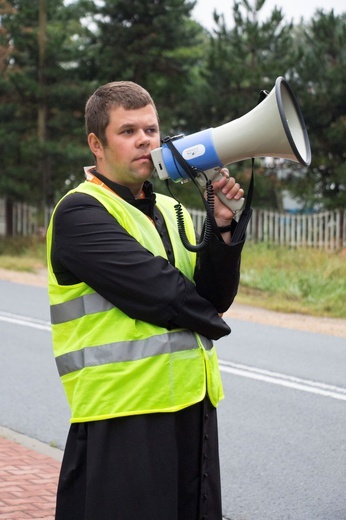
[161,128,222,182]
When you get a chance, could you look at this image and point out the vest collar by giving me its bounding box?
[88,168,156,219]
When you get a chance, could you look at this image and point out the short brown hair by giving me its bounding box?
[85,81,158,145]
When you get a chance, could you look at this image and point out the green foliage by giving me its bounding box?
[78,0,203,133]
[196,0,296,128]
[0,0,93,208]
[0,0,344,218]
[285,11,346,210]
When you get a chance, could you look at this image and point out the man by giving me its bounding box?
[47,81,245,520]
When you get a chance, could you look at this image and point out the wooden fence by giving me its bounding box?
[189,208,346,250]
[0,199,38,237]
[1,197,345,250]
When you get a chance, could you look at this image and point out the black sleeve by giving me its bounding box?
[194,220,245,313]
[51,193,230,340]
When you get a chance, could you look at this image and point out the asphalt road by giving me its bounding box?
[216,323,346,520]
[1,279,345,519]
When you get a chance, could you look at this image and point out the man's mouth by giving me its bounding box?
[135,154,152,161]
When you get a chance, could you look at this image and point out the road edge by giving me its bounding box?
[0,425,63,462]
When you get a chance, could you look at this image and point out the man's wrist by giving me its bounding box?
[217,223,233,233]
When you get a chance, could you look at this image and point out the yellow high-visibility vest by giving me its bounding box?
[46,181,224,422]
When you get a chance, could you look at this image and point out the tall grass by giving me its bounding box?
[0,237,46,272]
[0,237,345,319]
[238,243,346,318]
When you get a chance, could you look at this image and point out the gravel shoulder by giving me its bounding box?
[1,268,345,338]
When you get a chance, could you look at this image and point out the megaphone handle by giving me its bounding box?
[216,190,245,213]
[197,169,245,212]
[210,170,245,213]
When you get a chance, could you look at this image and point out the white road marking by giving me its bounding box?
[0,311,51,331]
[219,360,346,401]
[2,311,345,401]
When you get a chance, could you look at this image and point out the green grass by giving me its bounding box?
[0,237,46,273]
[237,243,346,319]
[0,237,345,319]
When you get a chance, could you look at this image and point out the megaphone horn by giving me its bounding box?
[151,76,311,212]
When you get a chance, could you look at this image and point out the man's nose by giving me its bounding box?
[137,130,151,147]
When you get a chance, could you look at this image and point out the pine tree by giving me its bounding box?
[199,0,295,127]
[190,0,297,209]
[77,0,203,133]
[286,10,346,210]
[0,0,92,211]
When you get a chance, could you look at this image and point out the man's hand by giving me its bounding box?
[211,168,244,226]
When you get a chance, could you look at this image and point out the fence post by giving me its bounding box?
[339,209,345,250]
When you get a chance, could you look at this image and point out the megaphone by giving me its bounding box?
[151,76,311,212]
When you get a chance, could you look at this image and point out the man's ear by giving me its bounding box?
[88,133,103,158]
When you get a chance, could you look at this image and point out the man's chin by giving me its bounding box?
[132,165,154,180]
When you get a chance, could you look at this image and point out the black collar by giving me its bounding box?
[90,169,156,218]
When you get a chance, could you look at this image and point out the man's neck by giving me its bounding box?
[91,169,153,201]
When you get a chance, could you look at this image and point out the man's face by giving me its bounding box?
[90,104,160,194]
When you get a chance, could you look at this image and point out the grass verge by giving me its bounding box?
[0,237,46,273]
[237,243,346,319]
[0,237,345,319]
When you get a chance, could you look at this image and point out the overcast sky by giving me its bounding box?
[193,0,345,29]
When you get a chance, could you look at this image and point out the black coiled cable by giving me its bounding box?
[165,177,217,252]
[161,136,223,252]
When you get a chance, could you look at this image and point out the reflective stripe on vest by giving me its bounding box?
[56,330,213,377]
[51,292,114,324]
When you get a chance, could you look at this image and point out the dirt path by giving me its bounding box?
[1,268,345,338]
